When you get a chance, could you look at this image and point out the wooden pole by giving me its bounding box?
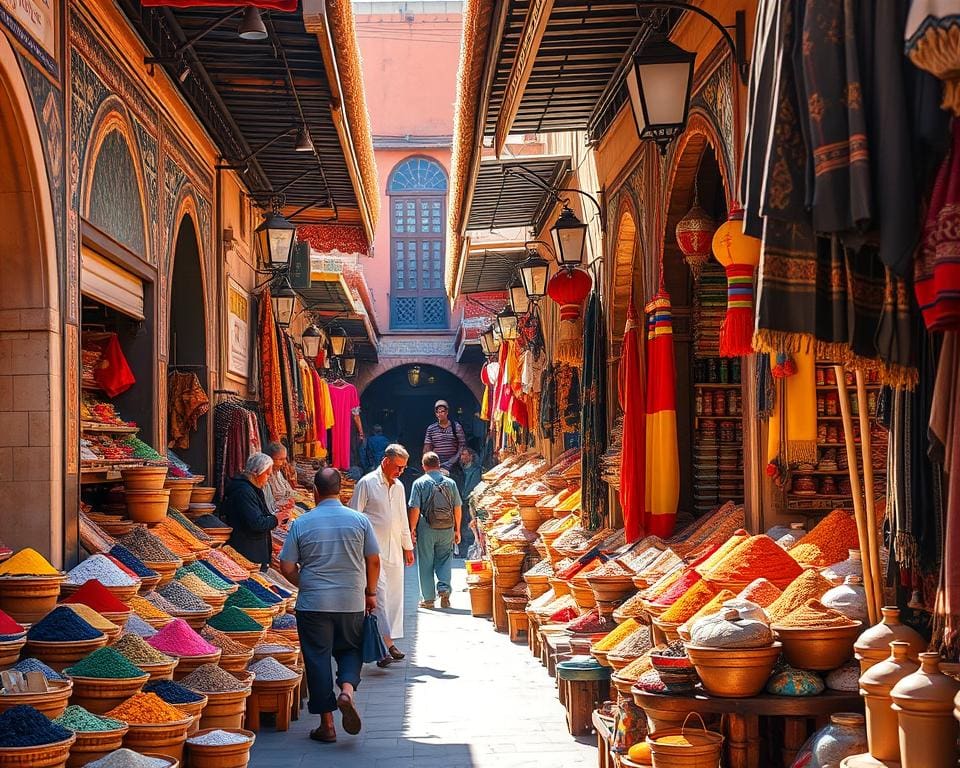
[834,366,879,626]
[855,369,885,619]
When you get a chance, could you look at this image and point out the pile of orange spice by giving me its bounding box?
[658,580,719,623]
[128,595,173,623]
[788,510,861,567]
[106,692,189,723]
[701,535,803,584]
[775,599,859,628]
[693,531,750,574]
[737,578,782,608]
[683,589,736,626]
[765,569,833,623]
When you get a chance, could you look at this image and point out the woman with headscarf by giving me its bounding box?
[220,452,281,570]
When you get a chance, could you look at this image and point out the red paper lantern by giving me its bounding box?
[712,204,762,357]
[675,201,716,279]
[547,268,592,365]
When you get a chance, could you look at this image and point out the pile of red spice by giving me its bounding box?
[61,579,131,613]
[0,609,24,636]
[567,610,611,635]
[549,606,580,624]
[652,569,701,607]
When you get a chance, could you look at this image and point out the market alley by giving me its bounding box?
[250,562,595,768]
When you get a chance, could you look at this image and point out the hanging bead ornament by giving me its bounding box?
[712,203,762,357]
[675,185,716,280]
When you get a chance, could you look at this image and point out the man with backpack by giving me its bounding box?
[408,451,462,608]
[423,400,467,472]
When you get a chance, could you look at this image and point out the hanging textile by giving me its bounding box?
[314,373,334,456]
[931,332,960,646]
[276,326,297,449]
[298,358,316,450]
[258,289,285,442]
[580,290,607,531]
[916,120,960,333]
[213,398,263,499]
[90,334,136,397]
[618,299,645,543]
[765,349,817,469]
[643,293,679,537]
[328,381,360,470]
[167,371,210,450]
[538,363,555,441]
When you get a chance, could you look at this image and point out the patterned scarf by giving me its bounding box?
[257,289,286,442]
[580,290,607,531]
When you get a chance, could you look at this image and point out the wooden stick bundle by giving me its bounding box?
[834,366,879,626]
[855,369,885,621]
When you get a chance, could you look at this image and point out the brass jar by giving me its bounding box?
[859,641,919,762]
[890,652,960,768]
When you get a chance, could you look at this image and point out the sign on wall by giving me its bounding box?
[227,278,250,378]
[0,0,58,75]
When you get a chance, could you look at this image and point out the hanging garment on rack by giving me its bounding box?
[328,381,359,470]
[258,290,286,442]
[213,398,263,498]
[297,358,317,453]
[167,371,210,450]
[313,368,334,456]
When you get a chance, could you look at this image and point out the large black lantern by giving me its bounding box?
[301,324,322,359]
[328,326,348,357]
[625,38,696,154]
[271,287,297,328]
[518,252,551,300]
[480,325,500,357]
[508,274,530,316]
[496,306,518,341]
[254,202,297,268]
[551,206,588,269]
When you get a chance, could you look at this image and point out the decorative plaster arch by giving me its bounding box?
[168,193,208,300]
[81,101,150,262]
[608,196,641,341]
[355,357,483,404]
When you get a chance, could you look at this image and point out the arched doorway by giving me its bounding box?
[0,39,61,560]
[662,134,732,516]
[360,363,479,493]
[167,214,209,475]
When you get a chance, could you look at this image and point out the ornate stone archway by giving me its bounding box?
[356,356,483,404]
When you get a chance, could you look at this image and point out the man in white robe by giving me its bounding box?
[349,443,414,666]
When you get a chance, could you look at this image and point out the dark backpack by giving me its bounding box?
[423,478,456,529]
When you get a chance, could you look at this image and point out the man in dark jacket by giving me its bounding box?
[221,452,281,570]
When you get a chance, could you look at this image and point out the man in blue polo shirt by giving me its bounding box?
[408,452,462,609]
[279,468,380,744]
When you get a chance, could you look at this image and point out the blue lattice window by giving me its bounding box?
[388,157,448,193]
[388,157,448,330]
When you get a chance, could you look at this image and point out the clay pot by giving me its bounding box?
[122,716,194,764]
[771,622,862,671]
[142,559,183,588]
[198,687,251,730]
[189,487,216,504]
[65,672,150,715]
[23,635,108,672]
[684,643,782,698]
[121,466,168,490]
[175,693,207,735]
[0,735,75,768]
[186,728,255,768]
[0,679,72,719]
[65,725,128,768]
[220,629,266,649]
[60,580,140,605]
[171,650,222,681]
[138,658,178,681]
[168,607,213,631]
[0,637,26,670]
[125,489,171,525]
[217,648,255,675]
[855,606,926,674]
[0,575,64,624]
[890,652,960,768]
[860,641,920,762]
[164,479,196,511]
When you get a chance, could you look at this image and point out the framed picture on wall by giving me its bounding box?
[227,277,250,377]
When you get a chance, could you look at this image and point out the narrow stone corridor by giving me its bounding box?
[250,562,596,768]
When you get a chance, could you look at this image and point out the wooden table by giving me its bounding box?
[633,688,863,768]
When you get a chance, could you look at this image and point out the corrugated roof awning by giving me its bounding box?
[299,271,379,362]
[466,155,570,231]
[460,246,527,295]
[118,0,379,239]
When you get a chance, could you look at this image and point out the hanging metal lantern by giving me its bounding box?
[675,196,716,280]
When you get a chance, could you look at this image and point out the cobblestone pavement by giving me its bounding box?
[250,560,597,768]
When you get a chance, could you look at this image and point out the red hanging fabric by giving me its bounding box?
[618,299,646,543]
[93,334,136,398]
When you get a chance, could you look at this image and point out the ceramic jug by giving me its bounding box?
[890,652,960,768]
[859,641,920,762]
[854,607,926,674]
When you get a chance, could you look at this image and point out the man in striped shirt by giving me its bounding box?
[423,400,467,472]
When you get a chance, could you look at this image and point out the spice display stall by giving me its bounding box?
[0,468,302,767]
